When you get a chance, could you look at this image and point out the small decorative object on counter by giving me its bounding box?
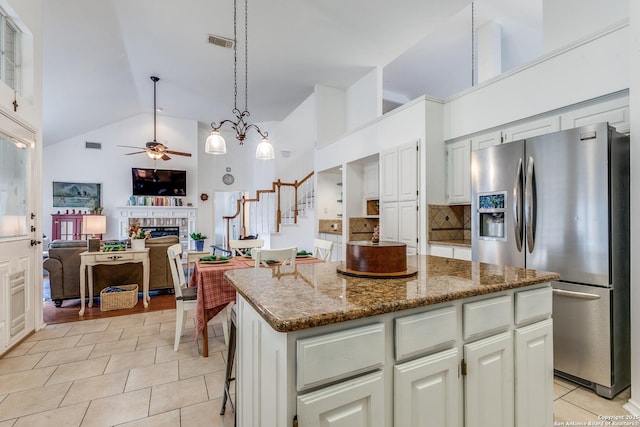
[371,225,380,243]
[190,232,208,252]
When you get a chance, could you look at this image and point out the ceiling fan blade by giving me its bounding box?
[164,150,192,157]
[118,145,147,149]
[124,151,147,155]
[161,154,171,161]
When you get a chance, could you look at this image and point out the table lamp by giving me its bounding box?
[82,215,106,252]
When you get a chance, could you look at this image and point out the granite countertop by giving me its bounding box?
[225,255,559,333]
[429,239,472,248]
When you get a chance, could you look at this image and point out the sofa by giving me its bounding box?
[43,235,180,307]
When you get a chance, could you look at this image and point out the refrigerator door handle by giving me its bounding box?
[513,158,523,252]
[525,156,536,253]
[552,288,601,300]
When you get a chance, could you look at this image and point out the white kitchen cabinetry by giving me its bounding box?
[380,142,417,202]
[430,244,471,260]
[318,232,343,262]
[464,331,514,427]
[380,201,417,253]
[502,116,560,143]
[471,130,502,151]
[559,95,629,133]
[0,256,31,355]
[380,202,398,242]
[446,139,471,204]
[394,348,460,427]
[363,161,379,200]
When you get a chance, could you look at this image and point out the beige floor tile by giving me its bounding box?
[120,324,160,340]
[76,329,124,346]
[26,325,72,341]
[143,310,177,325]
[66,322,110,337]
[12,401,89,427]
[3,340,37,358]
[47,356,109,385]
[205,335,229,355]
[0,420,16,427]
[27,335,82,354]
[554,399,601,423]
[35,345,94,368]
[61,370,129,407]
[554,381,573,400]
[135,332,175,351]
[106,315,145,330]
[562,386,631,417]
[0,366,56,395]
[81,388,151,427]
[90,337,138,359]
[148,376,208,415]
[115,409,180,426]
[0,381,72,421]
[0,352,45,375]
[204,370,227,400]
[180,398,235,427]
[178,353,226,380]
[554,376,579,391]
[104,348,157,374]
[125,360,179,392]
[154,342,200,364]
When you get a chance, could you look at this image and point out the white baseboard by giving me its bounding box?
[624,399,640,416]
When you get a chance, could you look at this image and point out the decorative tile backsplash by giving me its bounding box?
[428,204,471,241]
[348,217,379,241]
[319,219,342,234]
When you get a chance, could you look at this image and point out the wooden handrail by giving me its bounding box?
[222,171,314,248]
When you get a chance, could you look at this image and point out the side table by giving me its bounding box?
[78,249,150,316]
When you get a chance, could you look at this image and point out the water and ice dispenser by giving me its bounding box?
[477,192,506,240]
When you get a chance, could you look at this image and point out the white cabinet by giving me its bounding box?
[380,202,398,242]
[380,142,417,202]
[298,371,385,427]
[471,130,502,151]
[559,95,629,134]
[380,200,417,252]
[514,319,554,427]
[394,348,460,427]
[363,161,379,200]
[318,232,343,262]
[446,139,471,204]
[430,244,471,260]
[502,116,560,143]
[464,331,514,427]
[0,256,30,355]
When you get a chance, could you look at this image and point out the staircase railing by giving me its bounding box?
[223,171,314,248]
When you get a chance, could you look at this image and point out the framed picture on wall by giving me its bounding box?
[52,182,101,208]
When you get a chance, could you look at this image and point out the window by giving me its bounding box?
[0,10,20,92]
[0,134,28,238]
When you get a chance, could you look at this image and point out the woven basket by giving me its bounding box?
[100,284,139,311]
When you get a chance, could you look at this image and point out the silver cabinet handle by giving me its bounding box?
[525,156,536,253]
[513,157,523,252]
[552,289,601,300]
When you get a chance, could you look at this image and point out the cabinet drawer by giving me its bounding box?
[463,295,511,340]
[395,306,456,362]
[297,323,385,392]
[92,252,136,262]
[514,286,552,326]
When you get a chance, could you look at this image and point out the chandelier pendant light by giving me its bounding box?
[205,0,274,159]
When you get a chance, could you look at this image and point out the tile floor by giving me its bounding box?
[0,309,235,426]
[0,308,633,426]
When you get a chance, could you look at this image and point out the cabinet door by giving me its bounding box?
[380,149,398,202]
[502,116,560,143]
[560,96,629,134]
[430,244,454,258]
[398,142,418,201]
[398,200,418,249]
[297,370,384,427]
[446,139,471,204]
[464,331,514,427]
[471,131,502,151]
[515,319,553,427]
[364,161,379,200]
[395,348,460,427]
[380,202,398,241]
[453,247,472,261]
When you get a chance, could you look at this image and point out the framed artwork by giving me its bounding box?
[52,182,101,208]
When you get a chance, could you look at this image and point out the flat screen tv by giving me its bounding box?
[132,168,187,196]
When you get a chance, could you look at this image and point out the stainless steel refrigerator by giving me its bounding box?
[471,122,630,398]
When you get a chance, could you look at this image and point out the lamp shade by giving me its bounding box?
[82,215,106,236]
[255,137,275,160]
[205,130,227,154]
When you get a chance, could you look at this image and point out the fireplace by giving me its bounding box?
[141,226,180,238]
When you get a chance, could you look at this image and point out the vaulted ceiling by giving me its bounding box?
[42,0,541,145]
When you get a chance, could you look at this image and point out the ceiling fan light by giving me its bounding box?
[256,137,275,160]
[205,130,227,154]
[147,151,163,160]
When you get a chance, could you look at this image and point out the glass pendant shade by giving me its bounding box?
[147,151,163,160]
[255,137,275,160]
[205,130,227,154]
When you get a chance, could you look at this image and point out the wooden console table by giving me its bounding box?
[78,249,150,316]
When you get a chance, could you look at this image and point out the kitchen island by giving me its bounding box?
[225,255,559,427]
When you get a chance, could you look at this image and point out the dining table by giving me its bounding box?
[190,254,324,357]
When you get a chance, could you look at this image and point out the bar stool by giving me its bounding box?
[220,303,237,422]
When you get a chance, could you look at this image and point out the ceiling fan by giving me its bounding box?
[119,76,192,161]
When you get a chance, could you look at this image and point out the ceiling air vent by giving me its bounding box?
[208,34,234,49]
[85,141,102,149]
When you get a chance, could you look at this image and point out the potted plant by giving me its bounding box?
[129,222,150,250]
[190,232,208,252]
